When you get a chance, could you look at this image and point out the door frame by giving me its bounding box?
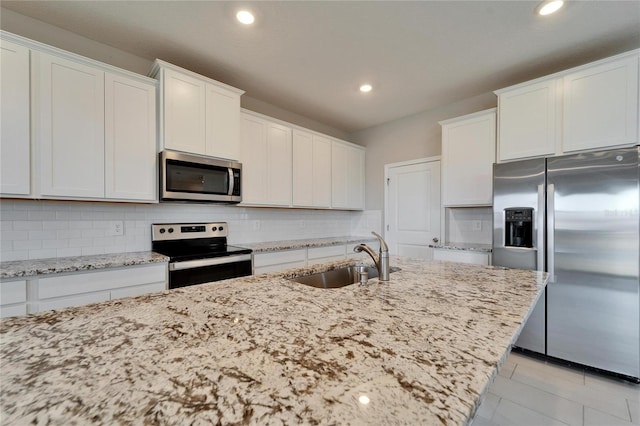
[383,156,441,240]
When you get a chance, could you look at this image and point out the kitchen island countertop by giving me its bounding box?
[0,257,547,425]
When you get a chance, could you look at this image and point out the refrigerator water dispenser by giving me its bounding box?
[504,208,533,248]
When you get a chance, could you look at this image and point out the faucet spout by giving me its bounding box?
[353,231,390,281]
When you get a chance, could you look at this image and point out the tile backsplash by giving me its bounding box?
[0,199,382,261]
[445,207,493,245]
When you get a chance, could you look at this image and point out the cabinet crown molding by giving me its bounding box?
[149,58,245,95]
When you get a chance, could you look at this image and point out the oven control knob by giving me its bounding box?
[219,226,224,231]
[212,226,217,232]
[168,228,174,233]
[159,228,165,234]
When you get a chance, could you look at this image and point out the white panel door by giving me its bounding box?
[37,52,105,198]
[562,55,639,152]
[0,40,30,195]
[385,160,441,259]
[163,68,206,154]
[205,83,241,160]
[105,73,157,201]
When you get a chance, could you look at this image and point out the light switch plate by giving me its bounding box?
[107,220,124,236]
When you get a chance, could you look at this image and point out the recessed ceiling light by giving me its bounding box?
[236,10,255,25]
[536,0,564,16]
[358,395,370,405]
[359,84,373,93]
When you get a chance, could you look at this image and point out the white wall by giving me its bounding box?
[0,199,382,261]
[445,207,492,245]
[350,92,497,211]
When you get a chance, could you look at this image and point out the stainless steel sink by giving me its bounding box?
[291,265,400,289]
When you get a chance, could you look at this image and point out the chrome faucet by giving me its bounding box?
[353,231,390,281]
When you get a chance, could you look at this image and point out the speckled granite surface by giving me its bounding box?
[0,251,169,279]
[0,257,547,425]
[240,236,376,253]
[430,243,493,253]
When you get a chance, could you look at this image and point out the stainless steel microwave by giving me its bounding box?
[159,151,242,203]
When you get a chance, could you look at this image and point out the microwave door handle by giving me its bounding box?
[228,168,234,196]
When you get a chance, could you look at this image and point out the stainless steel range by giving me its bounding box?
[152,222,253,289]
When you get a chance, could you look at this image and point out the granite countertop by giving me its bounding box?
[0,256,547,425]
[240,235,376,253]
[0,251,169,279]
[430,243,493,253]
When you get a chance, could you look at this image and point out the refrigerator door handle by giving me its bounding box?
[537,184,545,272]
[547,183,555,282]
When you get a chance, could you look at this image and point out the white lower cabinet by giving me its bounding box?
[0,280,28,318]
[33,264,167,313]
[254,249,307,275]
[433,248,491,265]
[307,245,347,265]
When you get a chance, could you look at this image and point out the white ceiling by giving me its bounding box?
[2,1,639,133]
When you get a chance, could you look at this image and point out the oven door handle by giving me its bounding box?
[169,254,252,271]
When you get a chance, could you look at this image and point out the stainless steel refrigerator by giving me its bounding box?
[493,146,640,381]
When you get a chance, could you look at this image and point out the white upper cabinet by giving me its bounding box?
[496,50,639,162]
[36,51,106,198]
[332,139,365,210]
[0,39,30,196]
[206,83,241,161]
[496,79,558,162]
[562,55,638,152]
[292,130,331,208]
[152,60,244,160]
[440,108,496,206]
[162,68,206,154]
[1,30,158,203]
[105,73,157,201]
[240,112,292,207]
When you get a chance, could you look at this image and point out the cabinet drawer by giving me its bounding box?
[1,303,27,318]
[110,282,166,300]
[433,249,491,265]
[0,280,27,305]
[254,260,307,275]
[253,249,306,268]
[38,264,167,299]
[308,245,346,260]
[36,291,111,312]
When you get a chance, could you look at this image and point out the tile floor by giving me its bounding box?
[472,351,640,426]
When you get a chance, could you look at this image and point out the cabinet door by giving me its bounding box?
[293,131,332,208]
[562,55,639,152]
[346,146,365,210]
[331,141,349,208]
[497,79,558,161]
[266,122,292,206]
[312,135,332,208]
[205,83,241,160]
[441,110,496,206]
[105,73,157,201]
[240,114,268,204]
[163,68,206,154]
[292,129,314,206]
[37,52,105,198]
[0,40,30,196]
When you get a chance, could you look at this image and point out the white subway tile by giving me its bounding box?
[14,240,42,250]
[28,230,57,240]
[1,239,13,251]
[13,200,39,211]
[13,221,43,231]
[69,238,93,248]
[69,221,93,230]
[0,251,28,261]
[0,211,29,221]
[43,221,69,230]
[1,230,28,241]
[28,249,57,259]
[56,211,82,220]
[81,229,105,238]
[57,247,82,257]
[28,211,56,220]
[57,229,82,239]
[42,239,69,249]
[81,247,105,256]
